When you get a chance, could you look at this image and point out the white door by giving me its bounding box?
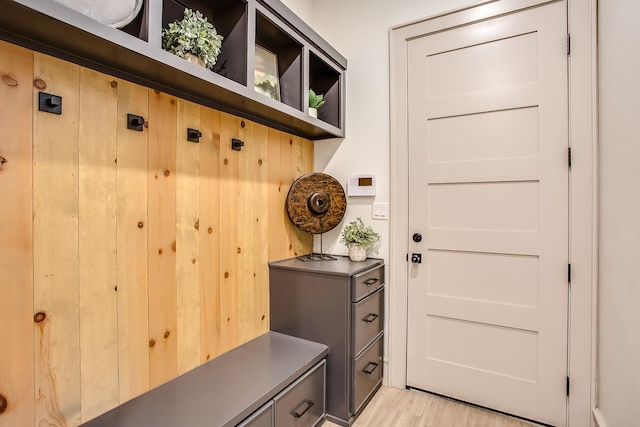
[406,2,569,426]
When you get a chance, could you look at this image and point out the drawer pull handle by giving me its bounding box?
[362,362,379,375]
[362,313,379,323]
[363,278,379,286]
[293,399,315,418]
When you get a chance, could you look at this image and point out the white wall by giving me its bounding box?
[278,0,313,26]
[597,1,640,426]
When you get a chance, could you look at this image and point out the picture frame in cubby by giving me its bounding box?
[254,44,281,101]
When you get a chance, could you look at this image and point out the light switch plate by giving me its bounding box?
[372,202,389,220]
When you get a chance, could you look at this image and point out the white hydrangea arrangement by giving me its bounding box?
[162,9,223,70]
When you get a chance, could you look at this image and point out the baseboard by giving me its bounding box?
[592,408,609,427]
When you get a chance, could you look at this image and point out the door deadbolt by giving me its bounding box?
[411,253,422,264]
[412,233,422,243]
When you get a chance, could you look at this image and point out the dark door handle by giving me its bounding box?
[413,233,422,242]
[362,361,379,375]
[293,399,315,418]
[363,278,379,286]
[362,313,379,323]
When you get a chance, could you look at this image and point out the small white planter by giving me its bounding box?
[309,107,318,119]
[348,245,367,262]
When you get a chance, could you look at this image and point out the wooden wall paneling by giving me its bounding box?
[147,90,178,387]
[281,133,304,258]
[291,135,312,256]
[252,123,270,334]
[218,112,241,352]
[78,68,119,421]
[236,127,254,342]
[199,107,221,361]
[33,52,81,427]
[266,130,314,261]
[115,79,149,403]
[176,99,201,374]
[303,139,314,173]
[237,118,256,344]
[0,40,34,427]
[0,40,316,426]
[267,128,287,262]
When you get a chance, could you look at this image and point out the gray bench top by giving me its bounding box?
[81,332,328,427]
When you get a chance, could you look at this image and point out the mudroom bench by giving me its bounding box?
[81,332,328,427]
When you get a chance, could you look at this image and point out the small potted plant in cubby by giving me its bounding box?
[308,89,326,119]
[162,9,223,70]
[340,217,380,262]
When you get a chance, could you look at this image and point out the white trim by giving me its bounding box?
[388,0,598,425]
[592,409,609,427]
[388,5,411,389]
[567,0,598,426]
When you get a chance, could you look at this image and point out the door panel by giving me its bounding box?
[406,2,568,426]
[427,107,540,163]
[426,32,539,98]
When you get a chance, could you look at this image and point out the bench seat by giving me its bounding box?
[81,332,328,427]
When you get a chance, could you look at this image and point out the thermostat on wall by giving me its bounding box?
[348,174,376,197]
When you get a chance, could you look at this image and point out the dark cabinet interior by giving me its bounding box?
[255,10,303,110]
[162,0,248,85]
[309,51,341,128]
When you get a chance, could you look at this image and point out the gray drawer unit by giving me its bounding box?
[269,255,385,426]
[237,402,273,427]
[352,266,384,302]
[353,287,384,356]
[274,360,326,427]
[351,335,383,415]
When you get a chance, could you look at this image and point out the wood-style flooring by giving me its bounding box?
[322,386,542,427]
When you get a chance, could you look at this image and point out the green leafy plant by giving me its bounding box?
[308,89,326,109]
[340,218,380,249]
[162,9,223,70]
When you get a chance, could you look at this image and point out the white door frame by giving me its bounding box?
[388,1,598,425]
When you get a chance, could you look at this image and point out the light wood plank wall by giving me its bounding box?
[0,41,313,427]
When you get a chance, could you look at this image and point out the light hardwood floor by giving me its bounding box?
[322,386,541,427]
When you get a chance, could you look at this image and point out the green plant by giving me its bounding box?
[340,218,380,248]
[308,89,326,109]
[162,9,223,70]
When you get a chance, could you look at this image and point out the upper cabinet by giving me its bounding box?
[0,0,346,139]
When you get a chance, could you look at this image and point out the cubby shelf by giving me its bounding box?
[0,0,346,139]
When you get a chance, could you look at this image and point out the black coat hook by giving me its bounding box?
[231,138,244,151]
[187,128,202,143]
[127,114,145,131]
[38,92,62,114]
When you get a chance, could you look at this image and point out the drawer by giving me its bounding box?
[237,401,273,427]
[352,265,384,302]
[274,360,325,427]
[351,335,383,415]
[352,287,384,356]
